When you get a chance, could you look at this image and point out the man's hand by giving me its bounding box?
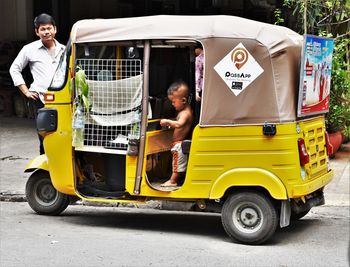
[25,91,39,100]
[18,84,39,100]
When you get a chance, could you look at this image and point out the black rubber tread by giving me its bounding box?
[221,190,278,245]
[25,171,70,215]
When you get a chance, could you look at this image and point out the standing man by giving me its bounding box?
[10,13,65,154]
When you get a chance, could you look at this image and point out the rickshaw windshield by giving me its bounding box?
[49,41,71,91]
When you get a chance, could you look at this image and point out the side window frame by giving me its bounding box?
[49,40,72,91]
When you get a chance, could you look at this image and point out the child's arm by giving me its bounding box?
[160,111,190,129]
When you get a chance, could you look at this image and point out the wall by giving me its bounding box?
[0,0,33,41]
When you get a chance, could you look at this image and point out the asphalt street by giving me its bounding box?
[1,202,349,267]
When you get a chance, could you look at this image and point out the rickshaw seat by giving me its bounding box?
[181,139,191,154]
[149,96,176,120]
[149,96,163,119]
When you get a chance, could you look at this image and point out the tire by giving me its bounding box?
[221,191,278,245]
[25,171,70,215]
[291,209,311,220]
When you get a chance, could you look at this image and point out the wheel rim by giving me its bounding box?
[232,201,263,234]
[33,179,59,206]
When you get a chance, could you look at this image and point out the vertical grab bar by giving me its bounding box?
[134,40,150,194]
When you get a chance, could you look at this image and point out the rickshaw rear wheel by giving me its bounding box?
[25,171,70,215]
[221,191,278,245]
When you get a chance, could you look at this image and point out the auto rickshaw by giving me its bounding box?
[25,15,334,244]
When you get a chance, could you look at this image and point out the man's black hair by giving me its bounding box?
[195,42,203,49]
[34,13,56,29]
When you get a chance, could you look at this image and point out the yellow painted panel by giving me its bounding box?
[298,117,329,180]
[43,104,75,195]
[42,98,332,202]
[209,168,287,199]
[25,155,49,172]
[291,170,333,197]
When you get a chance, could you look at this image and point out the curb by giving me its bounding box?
[0,192,26,202]
[1,192,347,209]
[0,192,195,211]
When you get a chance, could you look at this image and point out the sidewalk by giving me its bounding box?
[0,116,37,201]
[0,115,349,206]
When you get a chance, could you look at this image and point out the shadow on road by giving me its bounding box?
[57,208,227,239]
[273,218,323,243]
[25,206,329,245]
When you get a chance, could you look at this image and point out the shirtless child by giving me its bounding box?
[160,81,193,187]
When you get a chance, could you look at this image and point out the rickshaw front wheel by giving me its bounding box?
[221,191,278,245]
[25,171,70,215]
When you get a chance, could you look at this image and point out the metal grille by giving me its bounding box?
[303,120,328,180]
[76,59,142,151]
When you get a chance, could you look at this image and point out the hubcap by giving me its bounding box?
[232,202,263,233]
[240,207,259,227]
[33,180,58,206]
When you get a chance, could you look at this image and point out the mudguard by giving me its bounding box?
[209,168,288,200]
[24,155,49,173]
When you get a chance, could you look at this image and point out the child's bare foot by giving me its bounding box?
[160,180,177,187]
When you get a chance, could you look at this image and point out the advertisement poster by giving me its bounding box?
[214,43,264,96]
[297,35,334,117]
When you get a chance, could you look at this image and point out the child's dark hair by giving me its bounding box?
[34,13,56,30]
[167,80,189,98]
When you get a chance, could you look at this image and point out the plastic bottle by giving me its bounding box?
[129,111,141,140]
[127,111,141,156]
[72,107,84,148]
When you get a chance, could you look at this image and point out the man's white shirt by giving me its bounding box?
[10,39,65,94]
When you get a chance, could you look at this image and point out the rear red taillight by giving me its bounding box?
[324,131,334,156]
[298,138,310,166]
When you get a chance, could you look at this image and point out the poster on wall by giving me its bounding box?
[297,35,334,117]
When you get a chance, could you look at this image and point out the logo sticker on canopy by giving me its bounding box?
[214,43,264,96]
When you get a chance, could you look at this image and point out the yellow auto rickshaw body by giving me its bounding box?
[25,15,334,244]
